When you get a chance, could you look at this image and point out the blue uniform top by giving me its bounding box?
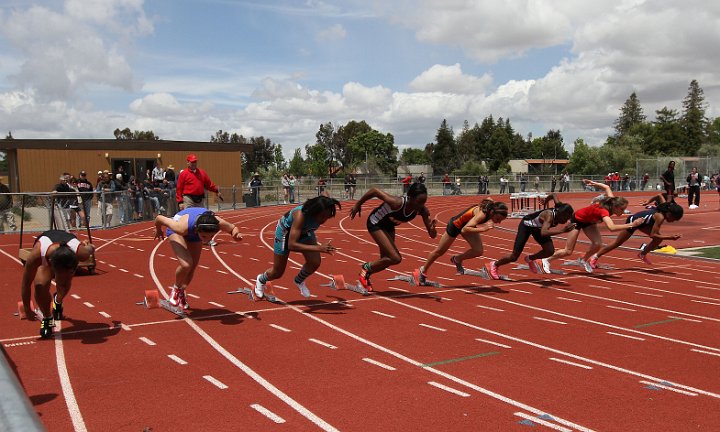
[274,205,320,255]
[166,207,209,242]
[626,208,657,232]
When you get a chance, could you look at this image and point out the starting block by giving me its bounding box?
[386,273,443,288]
[470,265,514,281]
[141,289,186,317]
[227,287,256,302]
[562,259,613,270]
[514,264,565,275]
[321,275,370,296]
[15,300,42,320]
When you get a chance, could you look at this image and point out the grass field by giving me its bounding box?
[695,246,720,259]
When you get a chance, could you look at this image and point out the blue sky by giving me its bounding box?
[0,0,718,159]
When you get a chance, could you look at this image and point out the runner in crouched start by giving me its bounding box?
[20,230,96,338]
[415,198,508,285]
[488,199,575,280]
[540,179,644,274]
[154,208,242,310]
[350,183,437,291]
[255,195,341,299]
[589,201,683,267]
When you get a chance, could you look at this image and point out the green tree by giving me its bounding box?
[648,107,684,155]
[244,136,276,173]
[399,148,430,165]
[288,148,307,177]
[210,129,246,144]
[347,130,398,175]
[431,119,458,174]
[614,92,646,137]
[681,79,708,155]
[113,128,159,140]
[567,139,603,174]
[274,144,287,171]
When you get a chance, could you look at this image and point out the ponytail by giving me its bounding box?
[657,202,683,221]
[482,200,508,218]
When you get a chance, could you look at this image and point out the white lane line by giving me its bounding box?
[335,259,348,263]
[644,279,669,284]
[55,321,88,432]
[691,349,720,357]
[136,248,144,252]
[119,268,129,273]
[607,332,645,341]
[419,323,447,332]
[390,286,410,292]
[187,293,200,299]
[108,263,116,268]
[476,305,504,312]
[139,337,156,346]
[476,338,512,349]
[696,285,720,291]
[514,412,572,432]
[510,288,532,294]
[99,312,111,318]
[133,273,144,278]
[309,338,337,349]
[203,375,229,390]
[549,358,593,370]
[635,292,663,297]
[640,381,697,396]
[120,324,132,331]
[249,257,259,261]
[606,305,637,312]
[371,311,396,318]
[691,300,720,306]
[668,316,702,323]
[588,284,611,290]
[71,294,81,300]
[557,297,582,303]
[251,404,286,424]
[436,276,454,281]
[216,270,228,274]
[428,381,470,397]
[362,358,397,371]
[157,253,165,257]
[168,354,188,365]
[198,265,210,269]
[275,285,290,290]
[83,302,95,308]
[533,317,567,325]
[269,324,291,333]
[208,301,225,308]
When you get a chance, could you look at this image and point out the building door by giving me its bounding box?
[111,159,132,182]
[134,158,157,182]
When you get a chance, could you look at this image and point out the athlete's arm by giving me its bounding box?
[20,245,42,320]
[216,217,242,241]
[420,207,438,239]
[583,179,614,197]
[648,213,681,240]
[350,188,401,219]
[288,210,335,253]
[601,215,642,231]
[540,210,576,236]
[154,214,189,239]
[461,210,493,234]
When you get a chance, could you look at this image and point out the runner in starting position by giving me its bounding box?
[350,183,437,291]
[20,230,96,338]
[154,208,242,310]
[415,198,508,284]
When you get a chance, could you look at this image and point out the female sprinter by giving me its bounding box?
[350,183,437,291]
[489,200,575,280]
[20,230,96,338]
[154,208,242,310]
[414,199,508,285]
[255,195,341,299]
[540,180,644,274]
[589,201,683,267]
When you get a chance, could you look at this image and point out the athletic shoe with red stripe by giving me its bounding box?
[488,261,500,280]
[178,288,190,310]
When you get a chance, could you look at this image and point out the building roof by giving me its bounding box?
[524,159,569,164]
[0,139,252,153]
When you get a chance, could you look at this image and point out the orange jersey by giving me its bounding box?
[451,205,479,229]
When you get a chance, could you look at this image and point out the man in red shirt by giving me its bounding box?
[401,174,412,195]
[176,154,223,211]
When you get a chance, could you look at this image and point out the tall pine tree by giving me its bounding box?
[614,92,646,138]
[681,79,708,156]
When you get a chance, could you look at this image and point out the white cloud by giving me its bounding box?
[316,24,347,41]
[409,63,492,94]
[129,93,214,119]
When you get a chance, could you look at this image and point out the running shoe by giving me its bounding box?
[168,286,180,307]
[52,294,63,321]
[450,255,465,275]
[588,255,599,269]
[638,252,652,265]
[524,255,540,274]
[541,258,552,274]
[488,261,500,280]
[207,240,218,247]
[295,280,311,298]
[40,317,54,339]
[413,268,427,286]
[359,264,373,291]
[254,274,265,299]
[579,258,594,273]
[177,288,189,310]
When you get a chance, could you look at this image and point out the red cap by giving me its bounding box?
[186,154,198,162]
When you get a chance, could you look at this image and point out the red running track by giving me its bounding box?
[1,192,719,431]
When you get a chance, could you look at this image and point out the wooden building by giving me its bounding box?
[0,139,252,193]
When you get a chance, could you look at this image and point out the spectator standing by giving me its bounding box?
[442,173,451,195]
[401,174,412,195]
[343,173,352,199]
[562,172,571,192]
[348,173,357,200]
[316,177,327,196]
[249,173,263,205]
[519,174,527,192]
[53,175,73,227]
[660,161,676,199]
[164,164,176,186]
[288,175,296,203]
[483,175,489,194]
[66,177,82,228]
[455,176,462,195]
[534,175,540,192]
[687,167,701,209]
[477,175,484,194]
[95,171,116,228]
[76,171,94,228]
[622,174,630,191]
[641,173,650,190]
[282,173,291,204]
[551,176,557,192]
[499,176,508,194]
[152,163,165,182]
[176,154,223,210]
[417,172,426,185]
[0,178,17,231]
[115,174,129,223]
